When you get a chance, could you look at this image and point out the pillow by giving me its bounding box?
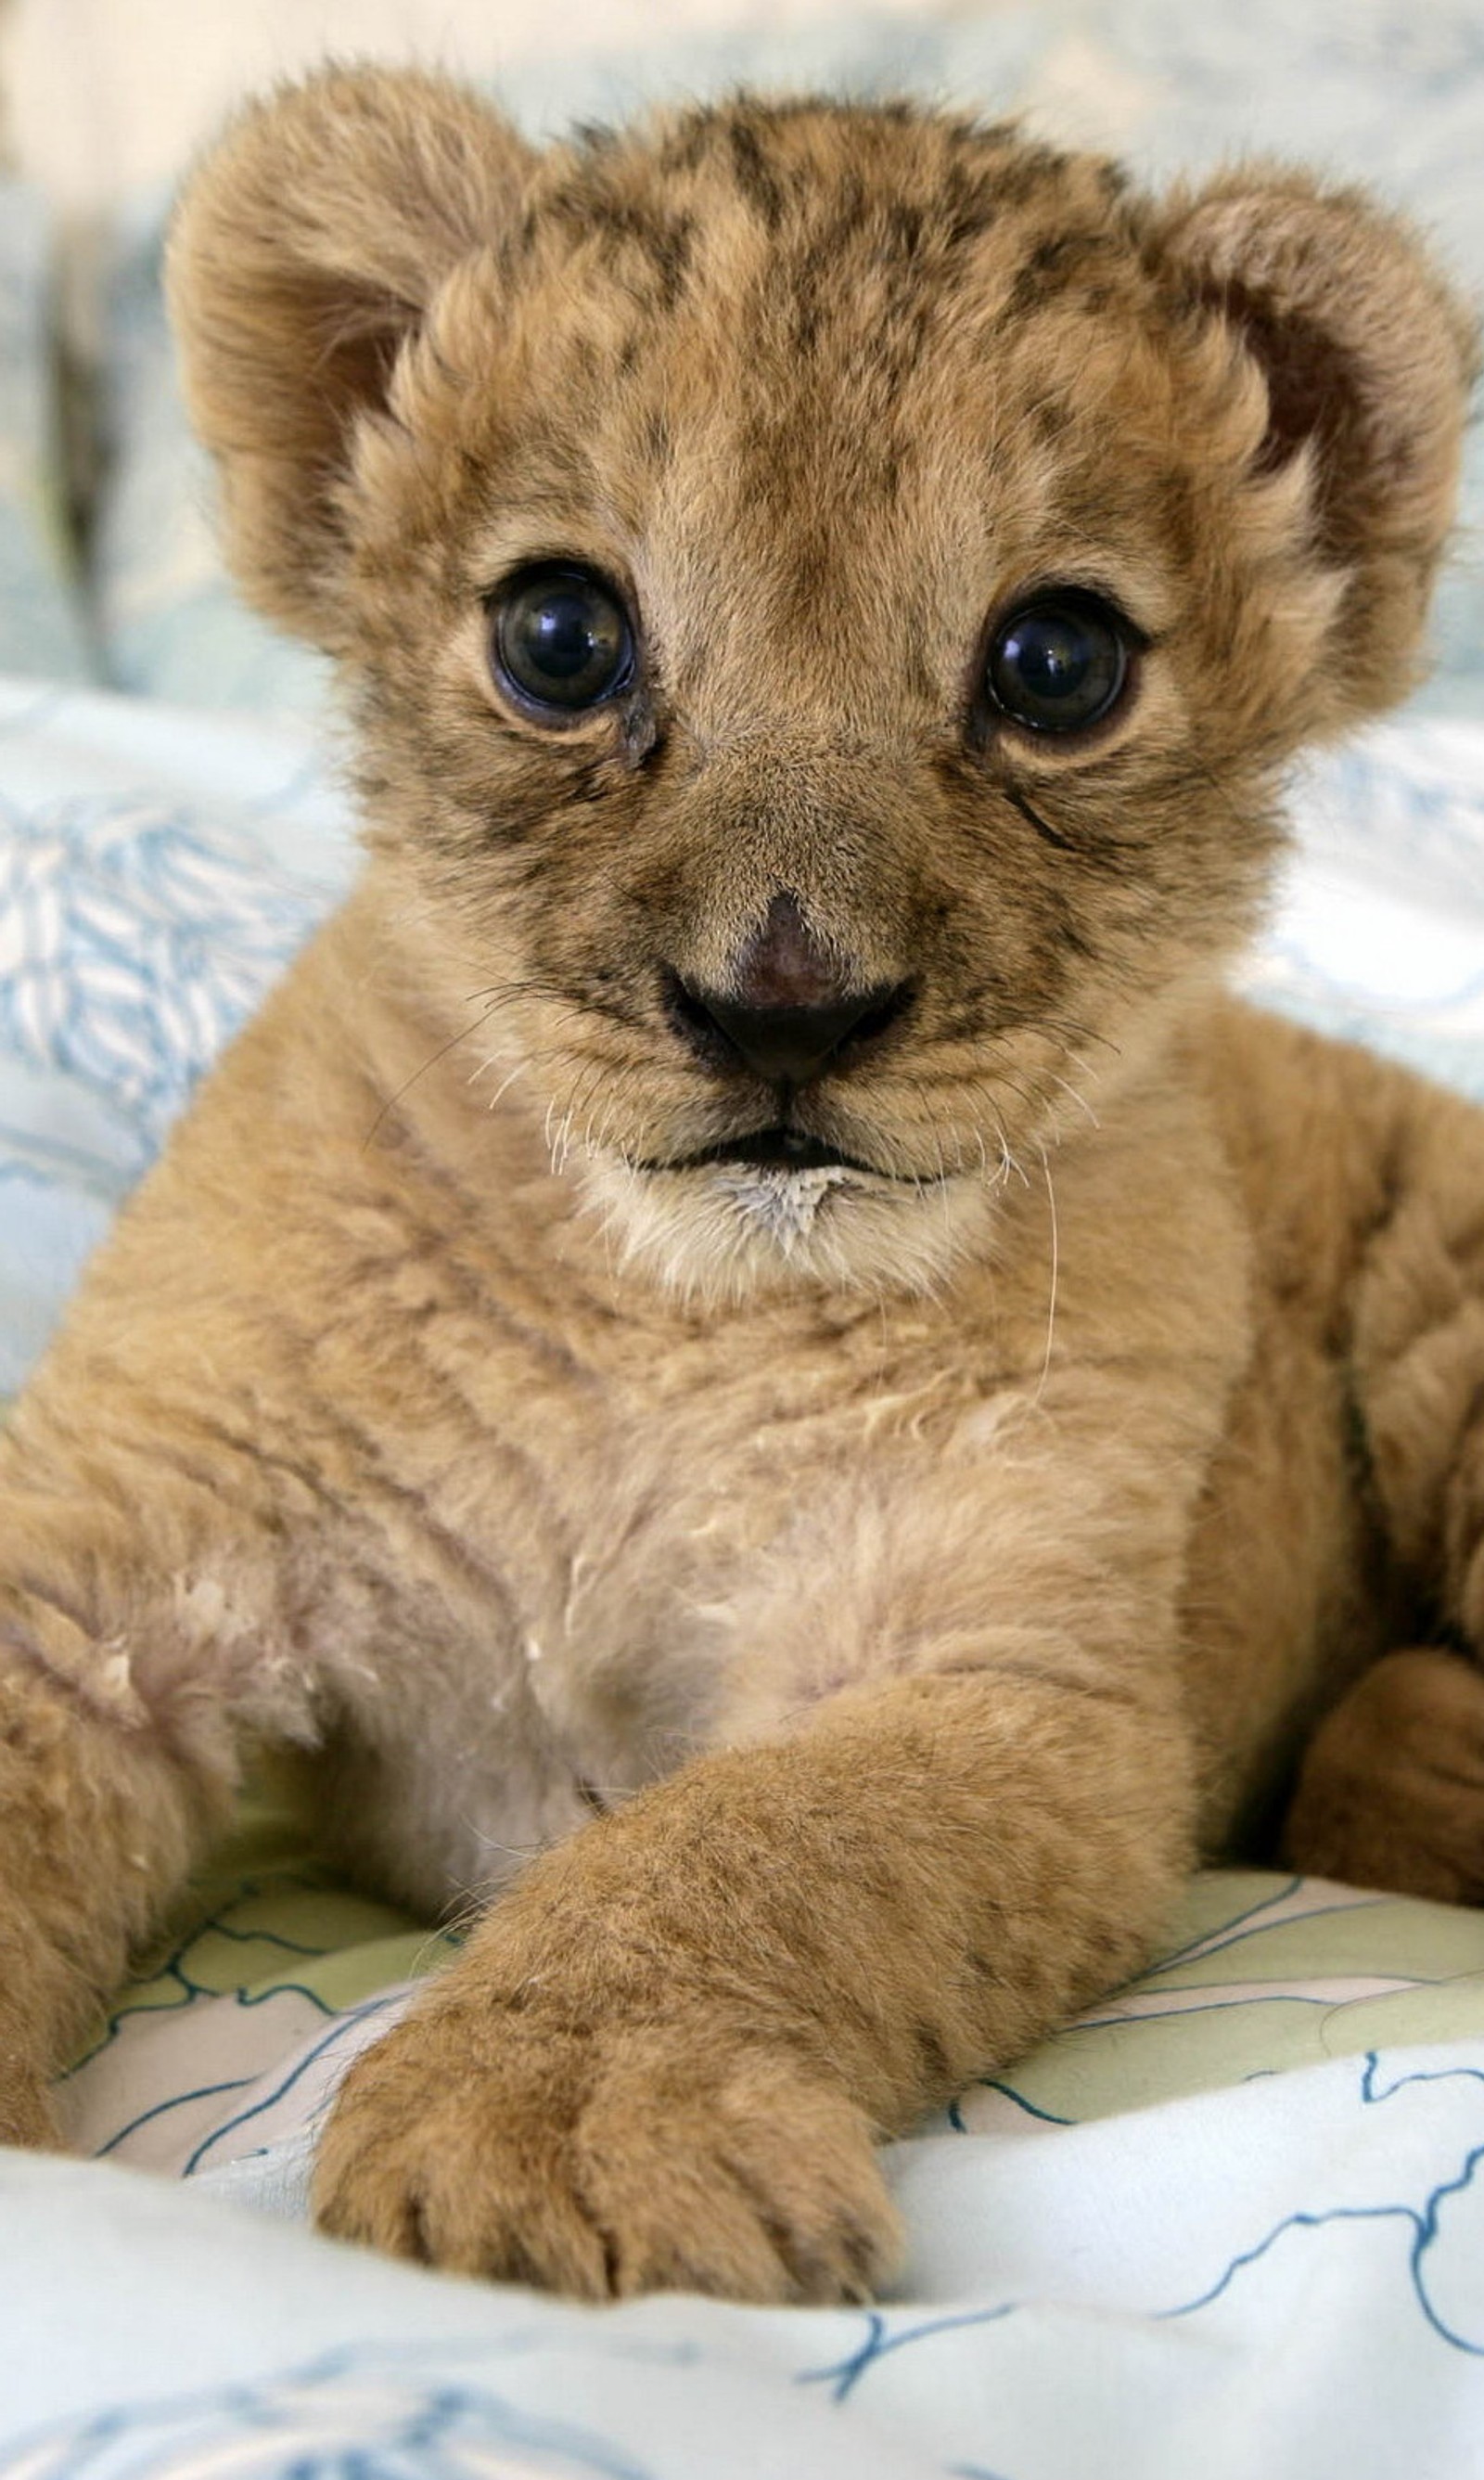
[91,192,329,717]
[0,181,96,687]
[0,679,354,1397]
[87,0,1484,719]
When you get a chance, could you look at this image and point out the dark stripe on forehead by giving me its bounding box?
[726,118,788,231]
[940,160,1005,251]
[1001,227,1134,324]
[536,184,697,312]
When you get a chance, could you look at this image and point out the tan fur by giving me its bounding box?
[0,68,1480,2299]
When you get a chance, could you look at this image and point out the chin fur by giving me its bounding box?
[577,1150,1004,1304]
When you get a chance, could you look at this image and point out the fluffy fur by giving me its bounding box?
[0,68,1481,2301]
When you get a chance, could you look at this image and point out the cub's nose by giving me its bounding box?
[665,893,911,1086]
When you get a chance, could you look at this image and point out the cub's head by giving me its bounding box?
[170,69,1474,1300]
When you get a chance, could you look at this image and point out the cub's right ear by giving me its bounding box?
[167,65,538,646]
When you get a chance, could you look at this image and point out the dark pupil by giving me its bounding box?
[989,600,1126,732]
[496,572,631,710]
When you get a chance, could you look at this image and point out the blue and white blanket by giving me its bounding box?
[6,2032,1484,2479]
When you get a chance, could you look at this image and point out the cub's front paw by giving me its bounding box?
[0,2054,64,2151]
[313,1994,902,2304]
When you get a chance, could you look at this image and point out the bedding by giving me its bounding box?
[4,1874,1484,2479]
[0,680,352,1394]
[3,0,1484,2464]
[7,2029,1484,2480]
[0,186,94,689]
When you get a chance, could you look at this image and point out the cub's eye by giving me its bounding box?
[984,592,1132,736]
[490,565,636,713]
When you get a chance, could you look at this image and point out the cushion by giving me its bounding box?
[0,182,96,687]
[0,678,353,1395]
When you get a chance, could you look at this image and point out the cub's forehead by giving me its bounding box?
[445,101,1186,668]
[504,102,1164,423]
[519,96,1145,318]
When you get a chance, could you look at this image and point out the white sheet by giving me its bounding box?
[5,2037,1484,2478]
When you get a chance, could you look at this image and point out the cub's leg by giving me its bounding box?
[1285,1063,1484,1900]
[0,1207,337,2136]
[0,1479,242,2144]
[0,928,489,2145]
[0,1330,345,2137]
[1286,1649,1484,1901]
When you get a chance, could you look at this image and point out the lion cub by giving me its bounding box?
[0,68,1479,2303]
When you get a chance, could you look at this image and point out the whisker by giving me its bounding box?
[1043,1070,1101,1129]
[1033,1142,1060,1408]
[361,996,509,1149]
[480,1059,531,1112]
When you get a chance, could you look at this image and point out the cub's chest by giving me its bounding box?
[327,1293,1017,1899]
[470,1291,967,1592]
[422,1291,1002,1739]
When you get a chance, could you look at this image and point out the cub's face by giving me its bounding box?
[171,79,1472,1298]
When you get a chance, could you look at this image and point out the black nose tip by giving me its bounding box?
[664,893,911,1086]
[666,976,912,1086]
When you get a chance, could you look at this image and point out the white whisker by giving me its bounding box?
[1033,1142,1060,1408]
[1045,1070,1101,1129]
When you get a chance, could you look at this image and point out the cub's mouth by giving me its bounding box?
[595,1110,985,1292]
[639,1126,934,1183]
[659,1127,879,1176]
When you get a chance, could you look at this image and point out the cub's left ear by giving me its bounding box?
[167,66,541,648]
[1153,170,1478,725]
